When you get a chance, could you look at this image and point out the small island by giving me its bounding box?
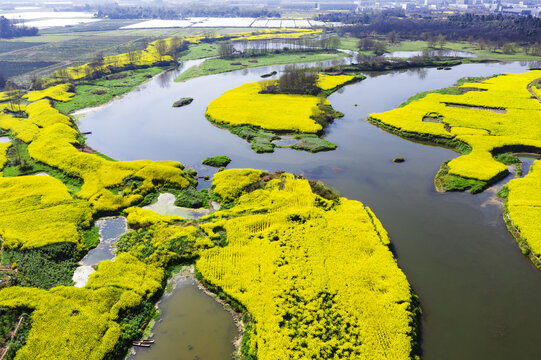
[206,68,364,153]
[172,97,193,108]
[202,155,231,167]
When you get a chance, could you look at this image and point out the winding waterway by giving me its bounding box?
[79,60,541,359]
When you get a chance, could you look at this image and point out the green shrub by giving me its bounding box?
[202,156,231,167]
[175,187,209,208]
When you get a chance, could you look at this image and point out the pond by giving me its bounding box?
[79,60,541,360]
[72,217,127,287]
[129,275,238,360]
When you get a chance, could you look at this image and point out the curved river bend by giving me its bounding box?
[80,60,541,360]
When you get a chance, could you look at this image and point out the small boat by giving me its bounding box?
[132,341,151,348]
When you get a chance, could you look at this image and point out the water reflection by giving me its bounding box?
[131,277,238,360]
[384,50,476,58]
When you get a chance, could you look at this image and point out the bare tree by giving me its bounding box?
[127,51,140,64]
[218,42,235,59]
[437,34,446,49]
[154,40,168,57]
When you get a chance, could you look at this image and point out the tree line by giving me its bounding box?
[0,16,38,39]
[94,4,280,20]
[316,9,406,25]
[341,13,541,43]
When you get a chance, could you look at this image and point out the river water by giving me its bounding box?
[79,60,541,359]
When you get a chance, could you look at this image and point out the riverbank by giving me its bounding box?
[339,37,541,61]
[55,66,171,115]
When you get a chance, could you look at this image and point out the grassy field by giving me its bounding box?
[55,67,167,115]
[0,41,44,53]
[175,51,347,82]
[181,43,220,60]
[337,37,359,52]
[0,61,57,78]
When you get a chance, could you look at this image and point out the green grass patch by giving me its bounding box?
[181,43,220,60]
[55,67,166,114]
[435,161,489,194]
[292,134,337,153]
[494,152,521,166]
[337,37,360,52]
[6,242,80,290]
[175,51,347,82]
[387,40,541,61]
[83,226,101,251]
[202,156,231,167]
[175,188,209,209]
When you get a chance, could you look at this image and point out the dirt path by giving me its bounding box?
[0,315,26,360]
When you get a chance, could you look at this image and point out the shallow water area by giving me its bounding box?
[129,277,238,360]
[80,60,541,359]
[273,136,299,147]
[73,217,127,287]
[518,154,540,176]
[143,193,211,219]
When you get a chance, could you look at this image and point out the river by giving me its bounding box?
[79,59,541,359]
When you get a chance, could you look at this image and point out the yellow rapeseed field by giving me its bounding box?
[0,253,163,360]
[370,70,541,269]
[317,74,355,91]
[370,71,541,181]
[0,142,11,170]
[206,81,326,133]
[0,176,94,249]
[24,83,74,102]
[506,160,541,255]
[0,96,190,214]
[197,171,417,360]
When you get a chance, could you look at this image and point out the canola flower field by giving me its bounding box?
[206,80,327,133]
[369,71,541,268]
[370,71,541,182]
[505,160,541,261]
[206,74,359,152]
[115,169,418,359]
[197,171,418,360]
[0,27,421,359]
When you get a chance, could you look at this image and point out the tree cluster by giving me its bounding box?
[261,66,319,95]
[94,4,280,20]
[316,9,406,24]
[0,16,38,39]
[342,13,541,43]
